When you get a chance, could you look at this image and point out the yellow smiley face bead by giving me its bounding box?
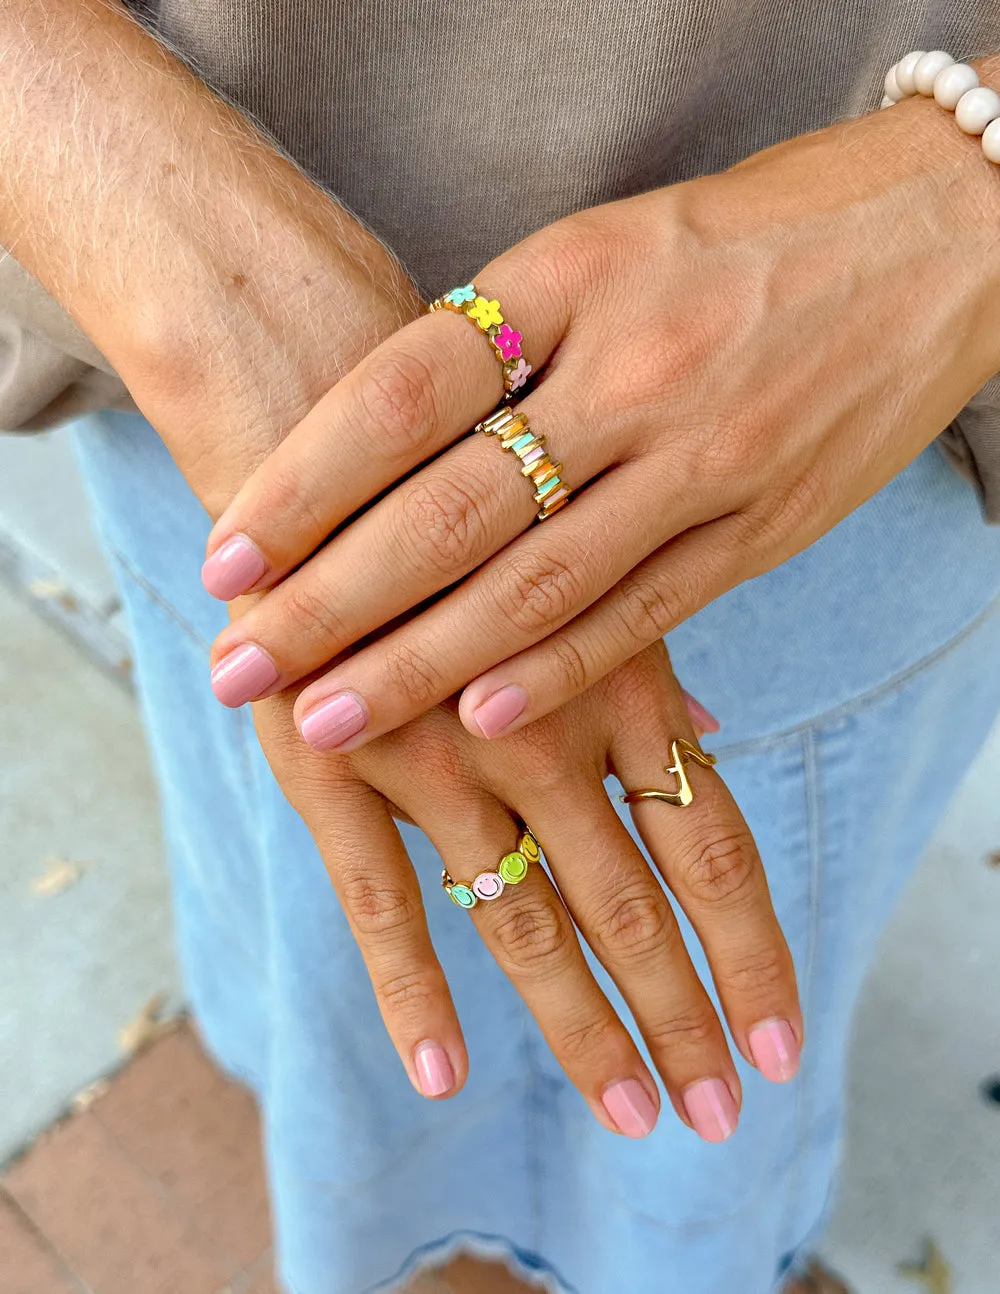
[519,832,541,864]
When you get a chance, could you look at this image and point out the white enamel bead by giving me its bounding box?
[884,65,905,102]
[982,117,1000,163]
[880,94,895,110]
[894,50,926,97]
[913,50,955,96]
[955,86,1000,135]
[934,62,980,110]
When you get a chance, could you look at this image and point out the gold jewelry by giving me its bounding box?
[476,405,572,521]
[442,827,541,910]
[620,739,718,808]
[429,283,533,397]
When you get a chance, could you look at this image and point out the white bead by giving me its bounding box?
[955,86,1000,135]
[880,94,895,110]
[884,65,905,102]
[894,50,926,97]
[982,117,1000,163]
[913,50,954,96]
[934,62,980,110]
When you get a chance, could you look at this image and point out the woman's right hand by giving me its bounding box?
[258,641,801,1142]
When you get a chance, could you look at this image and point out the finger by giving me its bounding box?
[206,383,624,708]
[370,756,662,1139]
[251,696,467,1099]
[286,463,715,750]
[458,512,752,739]
[518,777,743,1142]
[605,649,803,1086]
[201,250,576,601]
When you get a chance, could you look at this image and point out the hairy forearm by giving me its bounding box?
[0,0,419,509]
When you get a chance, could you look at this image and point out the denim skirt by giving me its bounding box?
[72,409,1000,1294]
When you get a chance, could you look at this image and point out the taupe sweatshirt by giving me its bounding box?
[3,0,1000,518]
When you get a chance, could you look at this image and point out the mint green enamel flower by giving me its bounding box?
[444,283,476,307]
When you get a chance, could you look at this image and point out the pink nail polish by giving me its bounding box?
[414,1041,454,1097]
[602,1078,658,1138]
[682,689,720,734]
[210,643,279,708]
[201,535,267,601]
[682,1078,738,1143]
[472,685,529,738]
[748,1019,800,1083]
[299,692,368,750]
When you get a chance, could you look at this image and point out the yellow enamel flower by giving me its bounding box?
[467,296,503,331]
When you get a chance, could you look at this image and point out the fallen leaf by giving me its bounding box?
[71,1078,110,1113]
[899,1238,951,1294]
[117,992,173,1058]
[30,858,85,896]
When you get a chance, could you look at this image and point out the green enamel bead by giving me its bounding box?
[498,852,529,884]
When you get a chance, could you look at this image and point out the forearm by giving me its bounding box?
[0,0,419,508]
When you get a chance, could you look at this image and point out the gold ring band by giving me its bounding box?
[442,827,541,909]
[620,739,718,808]
[476,405,572,521]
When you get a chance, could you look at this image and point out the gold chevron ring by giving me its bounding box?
[620,739,718,808]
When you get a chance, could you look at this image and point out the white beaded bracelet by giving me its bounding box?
[881,49,1000,164]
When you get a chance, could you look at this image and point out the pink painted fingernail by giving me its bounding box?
[472,685,529,738]
[748,1019,800,1083]
[682,690,720,735]
[210,643,279,707]
[414,1041,454,1097]
[299,691,368,750]
[682,1078,739,1143]
[602,1078,658,1138]
[201,534,268,601]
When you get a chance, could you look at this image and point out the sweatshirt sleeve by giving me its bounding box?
[0,247,138,433]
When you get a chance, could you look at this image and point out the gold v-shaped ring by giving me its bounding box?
[620,738,718,808]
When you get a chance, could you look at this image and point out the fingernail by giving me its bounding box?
[210,643,279,707]
[299,691,368,750]
[682,1078,738,1143]
[472,685,529,738]
[602,1078,658,1138]
[414,1041,454,1097]
[682,689,720,734]
[748,1018,800,1083]
[201,534,267,601]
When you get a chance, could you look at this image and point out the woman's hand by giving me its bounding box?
[259,642,800,1142]
[203,85,1000,747]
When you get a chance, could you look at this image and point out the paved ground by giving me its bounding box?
[1,426,999,1292]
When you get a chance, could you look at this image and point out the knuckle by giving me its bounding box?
[256,461,331,541]
[502,552,585,638]
[644,1010,718,1057]
[593,885,674,962]
[400,476,489,577]
[715,946,788,999]
[682,828,759,907]
[546,633,591,696]
[382,641,446,709]
[555,1012,619,1067]
[357,346,440,456]
[612,572,683,646]
[339,872,422,938]
[280,579,349,652]
[373,965,440,1015]
[490,897,572,976]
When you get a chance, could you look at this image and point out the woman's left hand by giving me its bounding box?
[203,88,1000,749]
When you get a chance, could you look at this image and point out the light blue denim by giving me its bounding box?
[72,409,1000,1294]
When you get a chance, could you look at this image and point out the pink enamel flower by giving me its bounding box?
[507,358,532,391]
[492,323,523,362]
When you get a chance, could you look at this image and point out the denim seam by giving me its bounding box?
[709,585,1000,762]
[104,543,212,652]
